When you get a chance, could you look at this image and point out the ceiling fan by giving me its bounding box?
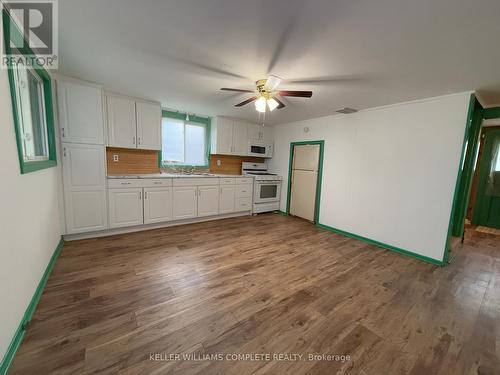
[220,75,313,112]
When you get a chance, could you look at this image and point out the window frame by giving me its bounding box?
[2,9,57,174]
[160,110,211,169]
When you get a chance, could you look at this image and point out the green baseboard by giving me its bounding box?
[277,210,288,216]
[0,236,64,375]
[316,223,444,266]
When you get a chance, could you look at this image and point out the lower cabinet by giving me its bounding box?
[108,188,144,228]
[65,190,108,233]
[219,185,236,214]
[198,185,220,217]
[144,187,173,224]
[173,186,198,220]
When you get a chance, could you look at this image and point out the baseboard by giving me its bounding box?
[316,223,445,266]
[0,237,64,375]
[64,211,252,241]
[277,210,288,216]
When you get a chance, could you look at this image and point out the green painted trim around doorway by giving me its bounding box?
[317,223,445,266]
[285,140,325,224]
[0,237,64,375]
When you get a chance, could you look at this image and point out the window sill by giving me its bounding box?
[20,159,57,174]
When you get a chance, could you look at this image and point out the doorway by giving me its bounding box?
[471,128,500,228]
[286,141,324,223]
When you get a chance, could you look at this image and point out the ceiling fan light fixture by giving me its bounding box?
[255,96,266,112]
[267,98,279,111]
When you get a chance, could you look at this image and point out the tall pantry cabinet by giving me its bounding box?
[57,77,108,234]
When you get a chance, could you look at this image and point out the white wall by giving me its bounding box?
[0,69,62,359]
[270,93,471,262]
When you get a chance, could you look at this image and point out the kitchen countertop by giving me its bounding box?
[107,173,251,179]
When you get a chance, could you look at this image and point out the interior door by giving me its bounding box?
[136,101,161,150]
[143,187,172,224]
[57,80,104,145]
[198,185,220,217]
[289,144,320,222]
[106,95,137,148]
[473,129,500,228]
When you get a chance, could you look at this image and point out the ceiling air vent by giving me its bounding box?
[335,107,358,114]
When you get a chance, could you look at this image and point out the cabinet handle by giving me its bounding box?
[63,147,66,157]
[144,192,147,199]
[61,128,65,138]
[132,136,136,145]
[138,137,141,146]
[121,182,131,185]
[139,191,142,200]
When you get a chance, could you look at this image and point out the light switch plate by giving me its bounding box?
[113,154,119,162]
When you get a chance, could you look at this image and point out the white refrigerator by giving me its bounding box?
[289,144,320,222]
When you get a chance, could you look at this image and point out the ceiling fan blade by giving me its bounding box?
[221,88,254,93]
[264,75,282,91]
[273,97,286,109]
[235,97,257,107]
[277,90,313,98]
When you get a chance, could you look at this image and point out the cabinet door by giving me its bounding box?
[216,118,234,155]
[173,186,198,220]
[247,123,261,140]
[232,121,248,156]
[62,143,106,190]
[106,95,137,148]
[65,190,108,234]
[261,126,273,141]
[219,185,235,214]
[144,187,172,224]
[136,101,161,150]
[108,188,144,228]
[57,81,104,145]
[198,185,220,217]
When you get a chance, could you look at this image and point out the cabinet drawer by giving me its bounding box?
[235,197,252,212]
[173,178,219,186]
[235,184,252,198]
[236,177,253,185]
[142,178,172,188]
[219,177,235,185]
[107,179,142,188]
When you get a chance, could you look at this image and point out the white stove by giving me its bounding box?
[242,162,283,213]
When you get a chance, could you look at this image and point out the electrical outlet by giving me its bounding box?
[113,154,119,162]
[216,159,221,166]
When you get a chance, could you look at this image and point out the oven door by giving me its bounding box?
[254,180,281,203]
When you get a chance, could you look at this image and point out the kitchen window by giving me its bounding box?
[161,111,211,167]
[4,12,57,174]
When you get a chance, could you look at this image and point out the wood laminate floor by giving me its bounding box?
[9,214,500,374]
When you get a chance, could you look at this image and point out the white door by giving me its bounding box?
[57,80,104,145]
[219,185,235,214]
[65,190,108,234]
[216,118,234,155]
[136,101,161,150]
[62,143,106,190]
[143,187,172,224]
[232,121,248,156]
[173,186,198,220]
[108,188,144,228]
[198,185,220,217]
[106,95,137,148]
[247,123,261,140]
[289,144,320,222]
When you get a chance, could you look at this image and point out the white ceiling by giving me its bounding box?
[58,0,500,125]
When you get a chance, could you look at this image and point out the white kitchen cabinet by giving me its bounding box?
[108,188,144,228]
[136,101,161,150]
[143,187,172,224]
[62,143,108,234]
[248,123,272,141]
[173,186,198,220]
[57,80,104,145]
[219,185,235,214]
[213,117,234,155]
[232,121,248,155]
[261,126,273,142]
[198,185,220,217]
[106,95,137,148]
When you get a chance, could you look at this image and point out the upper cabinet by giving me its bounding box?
[106,93,161,151]
[211,116,273,157]
[57,79,104,145]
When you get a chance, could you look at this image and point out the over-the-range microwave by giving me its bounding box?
[248,141,273,158]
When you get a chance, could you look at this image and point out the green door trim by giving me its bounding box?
[472,129,500,227]
[285,140,325,223]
